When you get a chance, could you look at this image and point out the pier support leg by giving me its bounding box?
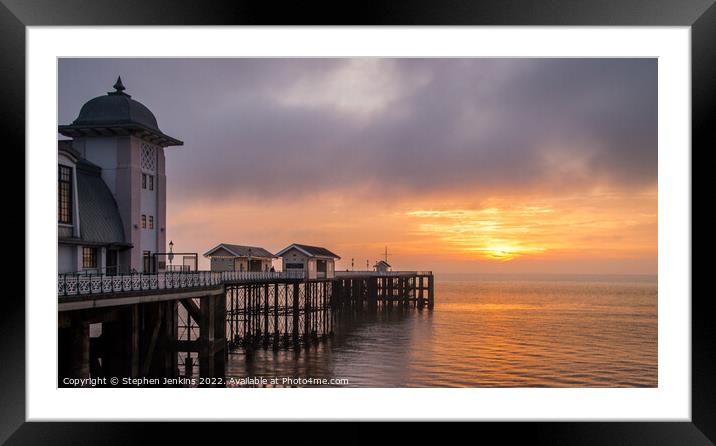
[273,283,280,349]
[58,320,90,384]
[137,301,179,381]
[304,282,311,345]
[198,295,215,380]
[214,293,226,381]
[102,305,140,382]
[292,283,300,345]
[399,277,405,308]
[427,275,435,310]
[387,277,394,310]
[263,284,270,348]
[165,301,179,378]
[418,276,425,309]
[368,277,378,310]
[198,293,226,385]
[354,278,360,308]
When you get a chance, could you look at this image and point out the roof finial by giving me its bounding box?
[113,76,126,92]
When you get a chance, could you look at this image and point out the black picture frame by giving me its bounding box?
[5,0,711,443]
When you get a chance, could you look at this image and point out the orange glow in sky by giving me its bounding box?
[167,185,657,275]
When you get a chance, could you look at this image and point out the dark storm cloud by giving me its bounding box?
[58,58,657,201]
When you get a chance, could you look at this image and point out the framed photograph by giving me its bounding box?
[9,0,711,443]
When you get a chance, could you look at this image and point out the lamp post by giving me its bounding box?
[168,240,174,271]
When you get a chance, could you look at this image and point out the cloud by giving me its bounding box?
[59,58,657,204]
[274,59,432,119]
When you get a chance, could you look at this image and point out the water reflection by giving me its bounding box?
[227,278,657,388]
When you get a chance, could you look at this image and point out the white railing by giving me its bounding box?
[58,269,430,297]
[220,270,306,282]
[57,270,306,297]
[335,271,433,277]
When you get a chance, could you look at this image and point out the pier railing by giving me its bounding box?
[221,270,306,282]
[57,270,306,297]
[58,270,432,297]
[335,271,433,277]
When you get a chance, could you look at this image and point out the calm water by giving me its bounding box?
[226,275,657,387]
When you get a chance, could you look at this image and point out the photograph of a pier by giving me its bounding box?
[57,58,657,388]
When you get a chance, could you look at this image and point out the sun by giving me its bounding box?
[468,245,542,261]
[483,248,519,261]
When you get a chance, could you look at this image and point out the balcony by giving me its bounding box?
[57,270,307,297]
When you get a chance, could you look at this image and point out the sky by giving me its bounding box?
[58,58,657,275]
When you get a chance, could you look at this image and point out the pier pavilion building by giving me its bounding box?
[204,243,276,272]
[276,244,341,279]
[57,77,183,274]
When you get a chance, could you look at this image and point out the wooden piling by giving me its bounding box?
[427,275,435,309]
[58,320,90,384]
[368,277,378,309]
[263,283,270,346]
[418,276,425,309]
[292,282,300,344]
[102,305,140,382]
[198,295,216,381]
[304,281,312,344]
[273,283,279,348]
[185,356,193,378]
[214,293,226,381]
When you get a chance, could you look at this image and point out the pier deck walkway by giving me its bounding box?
[57,270,434,385]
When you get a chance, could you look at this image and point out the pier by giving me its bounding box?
[55,80,435,388]
[57,270,434,386]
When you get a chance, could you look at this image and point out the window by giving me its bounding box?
[141,143,156,172]
[143,251,153,273]
[148,215,154,229]
[142,173,147,189]
[148,175,154,191]
[285,263,304,269]
[82,247,98,269]
[141,214,146,229]
[58,165,73,224]
[106,249,118,276]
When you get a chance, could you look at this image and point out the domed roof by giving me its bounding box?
[72,77,160,130]
[59,77,183,147]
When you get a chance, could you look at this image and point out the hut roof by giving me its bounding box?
[203,243,276,259]
[276,243,341,259]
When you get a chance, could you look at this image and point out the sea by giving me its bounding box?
[225,274,657,387]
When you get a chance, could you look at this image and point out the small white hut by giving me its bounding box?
[374,260,391,273]
[203,243,276,272]
[275,243,341,279]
